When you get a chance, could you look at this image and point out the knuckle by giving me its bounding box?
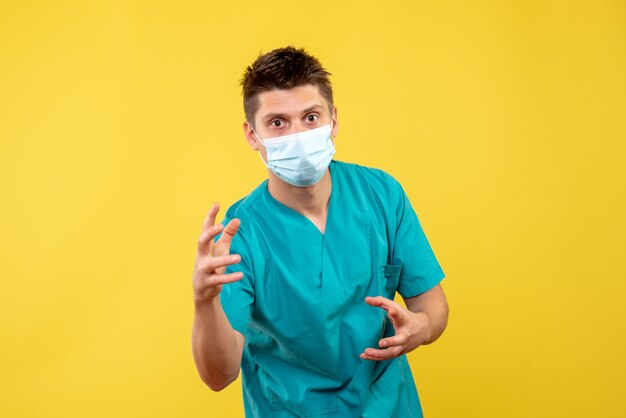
[200,258,214,272]
[197,232,206,243]
[203,275,217,288]
[193,277,207,291]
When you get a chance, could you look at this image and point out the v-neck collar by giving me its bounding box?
[264,161,338,237]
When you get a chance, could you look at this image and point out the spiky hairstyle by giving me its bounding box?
[240,46,333,128]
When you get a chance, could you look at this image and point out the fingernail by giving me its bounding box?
[231,255,240,262]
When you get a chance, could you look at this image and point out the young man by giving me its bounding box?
[192,46,449,417]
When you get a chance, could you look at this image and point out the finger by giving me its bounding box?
[197,224,225,254]
[199,254,241,273]
[201,202,220,231]
[359,346,402,361]
[379,333,408,349]
[216,218,241,248]
[204,271,244,286]
[364,296,399,312]
[386,308,405,328]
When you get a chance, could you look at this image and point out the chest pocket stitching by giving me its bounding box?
[382,262,402,278]
[377,262,403,300]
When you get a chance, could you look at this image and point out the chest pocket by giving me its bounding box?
[379,258,403,299]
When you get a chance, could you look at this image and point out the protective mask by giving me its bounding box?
[254,122,336,187]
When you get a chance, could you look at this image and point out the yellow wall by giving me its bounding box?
[1,1,625,417]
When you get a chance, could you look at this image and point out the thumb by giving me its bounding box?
[216,218,241,251]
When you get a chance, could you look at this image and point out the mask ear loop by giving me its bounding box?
[251,129,270,168]
[257,150,269,168]
[252,129,267,148]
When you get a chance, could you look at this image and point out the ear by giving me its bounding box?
[331,106,338,140]
[243,120,259,151]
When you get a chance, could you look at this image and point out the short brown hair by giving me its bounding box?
[240,46,334,128]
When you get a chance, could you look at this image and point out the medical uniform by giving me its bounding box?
[217,160,445,417]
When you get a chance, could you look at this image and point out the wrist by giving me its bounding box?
[194,294,221,313]
[413,311,433,345]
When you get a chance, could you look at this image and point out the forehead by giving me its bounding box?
[255,84,329,120]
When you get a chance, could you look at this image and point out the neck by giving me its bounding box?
[267,168,332,218]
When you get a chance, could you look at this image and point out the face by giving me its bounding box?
[243,84,338,162]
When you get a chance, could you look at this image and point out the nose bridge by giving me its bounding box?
[288,118,309,135]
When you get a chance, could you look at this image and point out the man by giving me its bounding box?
[191,46,449,417]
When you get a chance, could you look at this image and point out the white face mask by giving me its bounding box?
[254,122,336,187]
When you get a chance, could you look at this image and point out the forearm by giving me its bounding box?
[404,284,449,345]
[192,298,243,391]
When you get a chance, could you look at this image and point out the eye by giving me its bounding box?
[270,119,283,128]
[306,114,319,123]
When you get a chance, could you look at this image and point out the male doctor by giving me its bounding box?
[192,46,449,417]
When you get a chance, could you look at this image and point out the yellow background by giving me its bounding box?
[1,1,625,417]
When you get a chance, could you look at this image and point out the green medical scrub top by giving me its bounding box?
[217,160,445,418]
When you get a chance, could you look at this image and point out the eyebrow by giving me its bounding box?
[262,104,324,122]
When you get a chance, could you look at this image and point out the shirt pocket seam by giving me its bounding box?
[381,262,402,279]
[268,389,339,416]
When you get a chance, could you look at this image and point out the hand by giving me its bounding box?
[360,296,432,361]
[192,202,243,305]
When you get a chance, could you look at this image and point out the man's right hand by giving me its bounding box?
[192,202,243,305]
[191,202,245,390]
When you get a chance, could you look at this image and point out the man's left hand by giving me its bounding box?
[360,296,432,361]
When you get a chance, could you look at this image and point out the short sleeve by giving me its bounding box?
[215,216,255,337]
[390,178,446,298]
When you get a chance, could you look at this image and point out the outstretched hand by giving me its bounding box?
[360,296,432,361]
[192,202,243,305]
